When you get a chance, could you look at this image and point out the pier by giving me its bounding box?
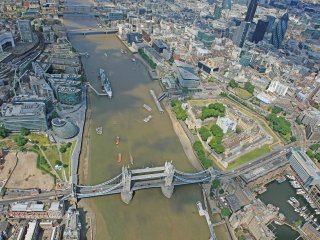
[150,90,164,113]
[86,83,107,96]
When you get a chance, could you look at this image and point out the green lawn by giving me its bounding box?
[227,144,271,170]
[28,133,50,145]
[61,141,76,180]
[234,88,252,100]
[44,146,63,180]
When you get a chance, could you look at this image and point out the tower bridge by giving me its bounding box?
[73,161,217,204]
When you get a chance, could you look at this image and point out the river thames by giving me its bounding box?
[63,14,229,239]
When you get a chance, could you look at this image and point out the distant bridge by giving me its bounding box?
[72,161,217,204]
[67,28,118,36]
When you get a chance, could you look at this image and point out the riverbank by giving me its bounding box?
[164,102,203,171]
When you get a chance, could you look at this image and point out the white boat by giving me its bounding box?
[143,115,153,123]
[96,127,103,135]
[288,200,294,205]
[274,220,283,225]
[314,218,317,222]
[294,208,300,212]
[100,68,112,98]
[286,174,296,180]
[104,52,108,57]
[143,104,152,112]
[131,58,136,62]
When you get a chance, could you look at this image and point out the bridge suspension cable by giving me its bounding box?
[78,174,122,189]
[77,182,123,198]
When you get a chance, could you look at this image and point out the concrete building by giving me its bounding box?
[24,221,39,240]
[0,102,48,132]
[267,80,288,96]
[288,149,320,188]
[216,116,237,134]
[305,124,320,142]
[174,60,200,89]
[233,21,250,48]
[63,207,81,240]
[17,20,34,43]
[56,86,82,105]
[0,31,15,52]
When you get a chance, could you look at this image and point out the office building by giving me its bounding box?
[127,32,142,45]
[288,149,320,188]
[25,221,39,240]
[0,31,15,52]
[213,4,223,20]
[233,21,250,48]
[244,0,258,22]
[267,80,288,96]
[207,0,215,5]
[17,20,34,43]
[0,102,48,132]
[271,13,289,49]
[174,60,200,89]
[306,124,320,142]
[56,86,82,105]
[266,15,276,32]
[107,11,125,21]
[222,0,232,10]
[152,39,167,53]
[52,118,79,139]
[252,19,268,43]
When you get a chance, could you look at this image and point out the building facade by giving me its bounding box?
[288,149,320,188]
[233,21,250,48]
[271,13,289,49]
[17,20,34,43]
[244,0,258,22]
[252,19,268,43]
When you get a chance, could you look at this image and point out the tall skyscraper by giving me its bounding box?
[233,21,251,48]
[214,4,223,20]
[17,20,34,43]
[245,0,258,22]
[270,13,289,49]
[207,0,215,5]
[266,15,276,32]
[222,0,232,10]
[252,19,268,43]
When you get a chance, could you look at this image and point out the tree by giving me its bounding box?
[306,149,314,159]
[55,160,62,166]
[14,135,28,147]
[228,80,238,88]
[271,106,283,114]
[0,126,8,138]
[210,124,224,138]
[59,146,67,153]
[314,153,320,162]
[211,179,221,189]
[20,127,30,136]
[310,144,320,151]
[66,142,72,148]
[290,136,297,142]
[199,127,211,141]
[244,82,255,94]
[219,189,225,195]
[236,127,241,134]
[221,207,231,217]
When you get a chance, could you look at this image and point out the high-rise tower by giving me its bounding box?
[245,0,258,22]
[252,19,268,43]
[270,13,289,49]
[222,0,232,10]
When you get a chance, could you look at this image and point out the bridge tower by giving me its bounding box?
[121,166,133,204]
[161,161,175,198]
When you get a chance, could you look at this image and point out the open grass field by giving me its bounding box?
[234,88,252,100]
[227,144,271,170]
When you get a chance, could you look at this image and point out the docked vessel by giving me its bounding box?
[276,176,286,183]
[100,68,112,98]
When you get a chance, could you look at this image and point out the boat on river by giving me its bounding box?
[115,136,120,145]
[144,115,152,122]
[117,153,122,163]
[130,154,134,165]
[100,68,112,98]
[143,104,152,112]
[96,127,103,135]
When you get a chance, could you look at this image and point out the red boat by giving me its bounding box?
[115,136,120,145]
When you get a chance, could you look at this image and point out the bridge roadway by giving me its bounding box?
[67,28,118,36]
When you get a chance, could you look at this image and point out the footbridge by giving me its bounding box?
[73,161,217,204]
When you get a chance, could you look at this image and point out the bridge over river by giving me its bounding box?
[71,161,217,204]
